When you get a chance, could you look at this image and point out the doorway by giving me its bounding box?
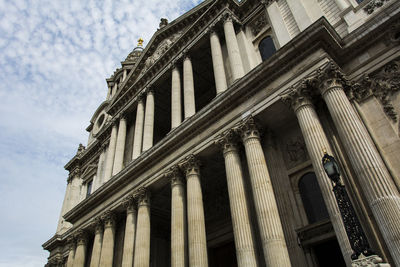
[209,241,237,267]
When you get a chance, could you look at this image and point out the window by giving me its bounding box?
[298,172,329,224]
[356,0,364,3]
[258,36,276,61]
[86,180,93,198]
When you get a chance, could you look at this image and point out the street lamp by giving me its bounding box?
[322,151,374,260]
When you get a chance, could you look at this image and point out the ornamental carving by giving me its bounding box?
[164,165,184,187]
[351,254,389,267]
[101,210,116,228]
[248,12,268,36]
[286,136,307,163]
[280,79,316,112]
[140,31,183,76]
[351,60,400,122]
[122,194,136,211]
[180,154,201,176]
[216,129,240,155]
[235,116,261,141]
[364,0,391,15]
[135,187,150,206]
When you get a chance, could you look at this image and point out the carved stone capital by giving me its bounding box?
[235,116,261,142]
[66,236,76,250]
[351,254,390,267]
[74,230,88,246]
[317,62,349,96]
[281,79,316,112]
[101,210,116,229]
[222,12,233,23]
[165,165,184,187]
[91,217,103,234]
[122,194,137,213]
[216,129,240,155]
[146,86,154,95]
[136,187,151,207]
[180,154,201,177]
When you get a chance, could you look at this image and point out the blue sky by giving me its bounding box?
[0,0,201,266]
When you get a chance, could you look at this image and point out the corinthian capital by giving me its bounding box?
[180,154,201,177]
[216,129,239,155]
[74,229,88,246]
[281,79,316,112]
[101,210,116,228]
[235,116,261,141]
[122,194,136,212]
[165,165,184,187]
[135,187,150,207]
[317,62,350,96]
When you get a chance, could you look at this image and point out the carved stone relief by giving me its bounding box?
[248,12,268,36]
[364,0,391,15]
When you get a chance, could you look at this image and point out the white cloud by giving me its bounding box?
[0,0,203,265]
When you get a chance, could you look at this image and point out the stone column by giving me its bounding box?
[107,85,112,100]
[66,238,76,267]
[281,86,353,266]
[209,30,227,94]
[69,169,83,209]
[112,83,118,98]
[223,14,245,81]
[121,196,137,267]
[217,130,258,267]
[142,89,154,152]
[319,66,400,265]
[181,155,208,267]
[133,188,151,267]
[123,69,127,81]
[236,117,291,267]
[73,231,87,267]
[99,211,116,267]
[90,220,103,267]
[104,122,118,181]
[171,65,182,129]
[264,1,291,47]
[94,144,107,190]
[183,55,196,119]
[132,95,145,159]
[113,116,127,175]
[167,166,187,267]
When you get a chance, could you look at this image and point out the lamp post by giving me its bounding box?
[321,151,374,260]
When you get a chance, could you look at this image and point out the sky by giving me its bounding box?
[0,0,202,266]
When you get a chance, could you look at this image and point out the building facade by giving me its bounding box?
[43,0,400,266]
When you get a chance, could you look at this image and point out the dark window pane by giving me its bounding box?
[356,0,364,3]
[298,172,329,224]
[86,180,93,198]
[258,36,276,61]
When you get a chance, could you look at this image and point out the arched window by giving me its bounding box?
[258,36,276,61]
[298,172,329,224]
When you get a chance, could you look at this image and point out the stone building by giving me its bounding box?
[43,0,400,266]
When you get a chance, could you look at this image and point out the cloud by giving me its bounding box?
[0,0,203,265]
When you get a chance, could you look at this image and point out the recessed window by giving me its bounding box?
[258,36,276,61]
[96,114,105,128]
[86,180,93,198]
[298,172,329,224]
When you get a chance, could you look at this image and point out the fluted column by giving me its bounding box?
[132,95,145,159]
[104,122,118,181]
[217,130,258,267]
[99,212,116,267]
[121,196,137,267]
[209,30,227,94]
[142,89,154,152]
[133,189,151,267]
[73,231,87,267]
[319,67,400,265]
[237,117,291,267]
[94,145,107,190]
[183,55,196,119]
[181,155,208,267]
[223,15,244,81]
[281,87,353,266]
[167,166,187,267]
[90,220,103,267]
[66,238,76,267]
[171,65,182,129]
[113,116,127,175]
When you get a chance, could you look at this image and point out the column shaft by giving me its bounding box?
[220,135,258,267]
[99,214,116,267]
[209,31,227,94]
[292,97,353,266]
[122,201,137,267]
[321,79,400,265]
[171,67,182,129]
[238,119,291,267]
[113,117,127,175]
[223,17,245,81]
[104,123,118,181]
[90,224,103,267]
[132,98,145,159]
[142,91,154,152]
[170,169,187,267]
[133,191,151,267]
[182,157,208,267]
[66,243,75,267]
[183,57,196,119]
[73,235,87,267]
